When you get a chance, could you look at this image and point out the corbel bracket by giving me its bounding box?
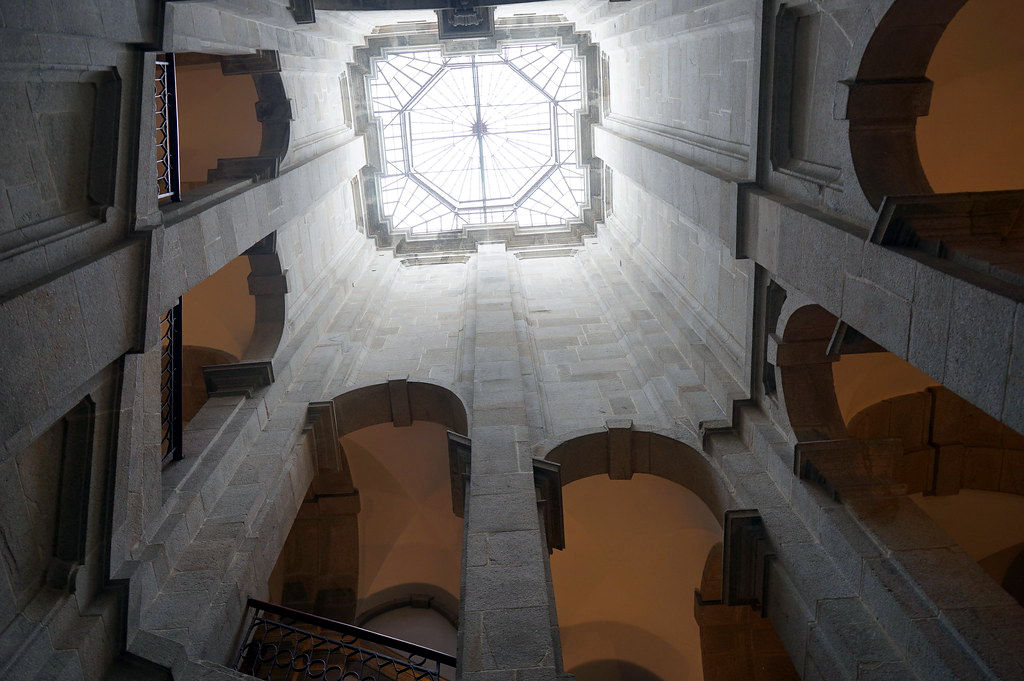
[722,509,772,614]
[305,401,342,472]
[203,360,274,397]
[448,432,471,518]
[533,459,565,552]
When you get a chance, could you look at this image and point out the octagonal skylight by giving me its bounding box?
[368,42,587,236]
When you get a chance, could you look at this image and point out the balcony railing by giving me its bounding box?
[234,598,456,681]
[155,54,181,202]
[159,300,183,465]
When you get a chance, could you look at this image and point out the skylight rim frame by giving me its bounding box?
[353,19,602,249]
[373,44,585,230]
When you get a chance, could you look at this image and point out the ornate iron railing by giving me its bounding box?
[159,300,183,465]
[155,54,181,202]
[234,599,456,681]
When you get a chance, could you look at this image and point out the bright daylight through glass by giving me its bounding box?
[368,42,587,236]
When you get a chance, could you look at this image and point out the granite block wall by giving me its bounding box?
[1,1,1023,680]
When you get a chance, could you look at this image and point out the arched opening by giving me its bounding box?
[155,51,289,204]
[268,421,462,622]
[777,303,1024,610]
[850,0,1024,197]
[545,430,795,680]
[343,421,463,624]
[174,53,262,195]
[916,0,1024,193]
[552,473,719,681]
[361,605,458,663]
[776,304,847,442]
[265,382,468,676]
[849,0,1024,286]
[180,255,255,424]
[171,237,286,429]
[848,0,966,206]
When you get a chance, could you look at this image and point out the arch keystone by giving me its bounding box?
[387,376,412,426]
[606,418,634,480]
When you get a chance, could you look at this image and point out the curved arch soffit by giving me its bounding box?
[315,380,468,516]
[543,429,733,523]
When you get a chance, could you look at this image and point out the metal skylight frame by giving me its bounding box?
[367,40,588,237]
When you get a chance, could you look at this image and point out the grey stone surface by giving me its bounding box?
[945,279,1016,418]
[0,1,1021,681]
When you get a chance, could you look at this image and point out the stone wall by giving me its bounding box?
[0,364,124,681]
[1,0,1024,680]
[601,172,754,404]
[0,1,157,295]
[573,0,757,178]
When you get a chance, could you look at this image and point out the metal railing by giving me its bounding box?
[155,54,181,202]
[234,598,456,681]
[159,300,183,465]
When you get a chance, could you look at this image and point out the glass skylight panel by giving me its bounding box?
[368,42,587,236]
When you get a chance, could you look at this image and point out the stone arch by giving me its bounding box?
[355,589,459,680]
[271,381,468,622]
[179,234,287,408]
[774,303,1024,671]
[331,380,469,438]
[241,233,287,362]
[846,0,1024,208]
[543,427,733,521]
[848,388,1024,496]
[169,50,290,200]
[203,61,290,183]
[354,583,459,629]
[544,428,734,681]
[207,50,288,182]
[845,0,967,208]
[774,303,847,443]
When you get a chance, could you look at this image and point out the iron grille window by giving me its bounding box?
[159,300,183,465]
[155,53,181,202]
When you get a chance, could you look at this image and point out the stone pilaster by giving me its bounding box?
[459,244,562,680]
